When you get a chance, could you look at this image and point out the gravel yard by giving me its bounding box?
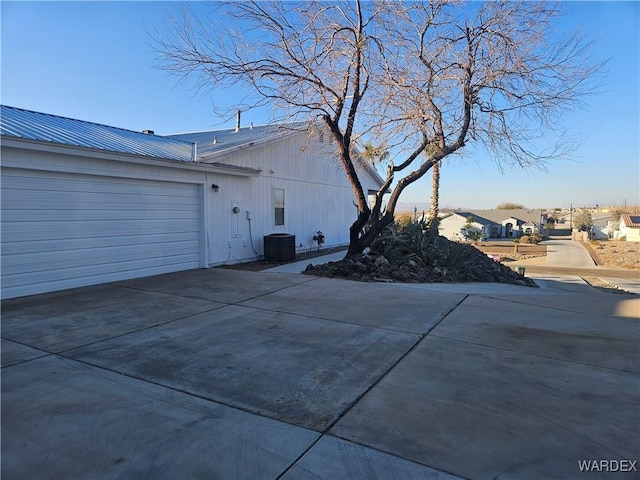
[475,242,546,263]
[589,240,640,270]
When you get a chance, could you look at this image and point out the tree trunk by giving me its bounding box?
[345,211,394,258]
[429,160,440,222]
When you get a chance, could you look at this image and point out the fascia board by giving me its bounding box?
[1,136,261,177]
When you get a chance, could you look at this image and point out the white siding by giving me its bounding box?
[203,132,373,264]
[1,168,201,299]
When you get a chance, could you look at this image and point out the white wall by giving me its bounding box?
[619,221,640,241]
[204,131,379,264]
[439,214,472,241]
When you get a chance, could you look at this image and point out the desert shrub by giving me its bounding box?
[369,219,471,268]
[395,213,414,228]
[518,234,542,244]
[529,234,542,244]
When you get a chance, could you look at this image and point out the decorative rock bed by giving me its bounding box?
[304,242,538,287]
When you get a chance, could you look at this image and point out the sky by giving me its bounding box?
[1,1,639,211]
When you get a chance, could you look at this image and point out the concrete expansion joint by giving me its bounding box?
[236,302,424,335]
[107,282,228,305]
[272,294,474,480]
[430,334,638,375]
[227,277,319,306]
[110,279,321,308]
[274,435,324,480]
[0,338,53,369]
[479,293,622,319]
[50,307,223,357]
[53,350,293,432]
[313,294,470,443]
[275,431,471,480]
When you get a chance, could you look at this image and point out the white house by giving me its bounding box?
[437,213,494,242]
[619,214,640,241]
[0,105,384,299]
[439,209,545,241]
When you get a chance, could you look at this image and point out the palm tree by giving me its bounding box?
[360,142,390,167]
[429,160,440,223]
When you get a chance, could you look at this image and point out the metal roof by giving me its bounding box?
[168,123,386,188]
[166,122,309,159]
[1,105,195,162]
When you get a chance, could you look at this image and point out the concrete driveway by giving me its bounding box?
[544,238,596,268]
[2,268,639,479]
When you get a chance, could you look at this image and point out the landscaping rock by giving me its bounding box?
[304,239,538,288]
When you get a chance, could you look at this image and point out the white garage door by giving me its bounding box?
[1,168,201,299]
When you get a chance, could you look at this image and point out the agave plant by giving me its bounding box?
[369,217,473,269]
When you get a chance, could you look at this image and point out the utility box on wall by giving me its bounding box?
[263,233,296,262]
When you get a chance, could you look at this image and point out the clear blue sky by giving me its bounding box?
[2,1,638,210]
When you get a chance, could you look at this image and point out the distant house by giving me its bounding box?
[439,209,545,241]
[0,105,384,299]
[618,214,640,241]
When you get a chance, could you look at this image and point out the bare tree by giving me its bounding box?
[156,0,601,257]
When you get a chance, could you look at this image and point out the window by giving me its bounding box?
[274,188,285,226]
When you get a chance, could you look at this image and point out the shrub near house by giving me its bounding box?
[515,234,542,244]
[460,216,485,244]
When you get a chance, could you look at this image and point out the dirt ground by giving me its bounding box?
[475,242,546,263]
[588,240,640,270]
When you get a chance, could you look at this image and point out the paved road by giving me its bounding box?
[545,238,595,268]
[514,239,640,294]
[516,265,639,280]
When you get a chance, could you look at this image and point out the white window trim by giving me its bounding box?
[273,187,285,227]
